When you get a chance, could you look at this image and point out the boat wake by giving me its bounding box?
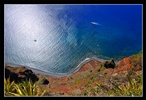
[91,22,101,25]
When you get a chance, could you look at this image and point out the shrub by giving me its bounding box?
[110,74,142,96]
[4,77,16,96]
[4,78,47,96]
[104,58,116,69]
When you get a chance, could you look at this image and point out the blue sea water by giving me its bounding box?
[4,4,142,76]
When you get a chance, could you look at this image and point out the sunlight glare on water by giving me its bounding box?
[4,4,142,76]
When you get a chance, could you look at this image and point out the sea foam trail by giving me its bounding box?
[5,57,106,77]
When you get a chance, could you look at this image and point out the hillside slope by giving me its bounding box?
[5,50,142,96]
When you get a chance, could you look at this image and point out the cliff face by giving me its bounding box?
[4,51,142,96]
[72,60,102,77]
[113,51,142,74]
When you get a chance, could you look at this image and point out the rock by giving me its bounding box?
[42,78,49,85]
[5,67,18,82]
[5,65,39,83]
[113,51,142,74]
[104,58,116,69]
[18,69,39,83]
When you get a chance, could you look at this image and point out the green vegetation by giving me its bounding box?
[4,78,47,96]
[109,74,142,96]
[4,50,142,96]
[135,50,142,60]
[130,50,142,63]
[99,58,116,71]
[5,70,142,96]
[4,77,16,96]
[78,72,142,96]
[98,62,105,72]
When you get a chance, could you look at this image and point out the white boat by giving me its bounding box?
[91,22,100,25]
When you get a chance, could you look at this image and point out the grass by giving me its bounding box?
[108,73,142,96]
[5,71,142,96]
[4,77,16,96]
[135,50,142,60]
[75,71,142,96]
[4,50,142,96]
[4,78,47,96]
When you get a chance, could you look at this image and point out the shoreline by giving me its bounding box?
[5,57,109,77]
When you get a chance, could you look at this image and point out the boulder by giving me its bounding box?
[5,65,39,83]
[42,78,49,85]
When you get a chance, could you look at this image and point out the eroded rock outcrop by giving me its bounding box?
[5,66,39,83]
[114,51,142,74]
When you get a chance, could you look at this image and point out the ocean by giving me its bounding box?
[4,4,142,76]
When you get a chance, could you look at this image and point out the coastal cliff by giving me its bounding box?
[4,50,142,96]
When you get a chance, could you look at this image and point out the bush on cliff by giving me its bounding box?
[4,78,47,96]
[98,58,116,72]
[104,58,116,69]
